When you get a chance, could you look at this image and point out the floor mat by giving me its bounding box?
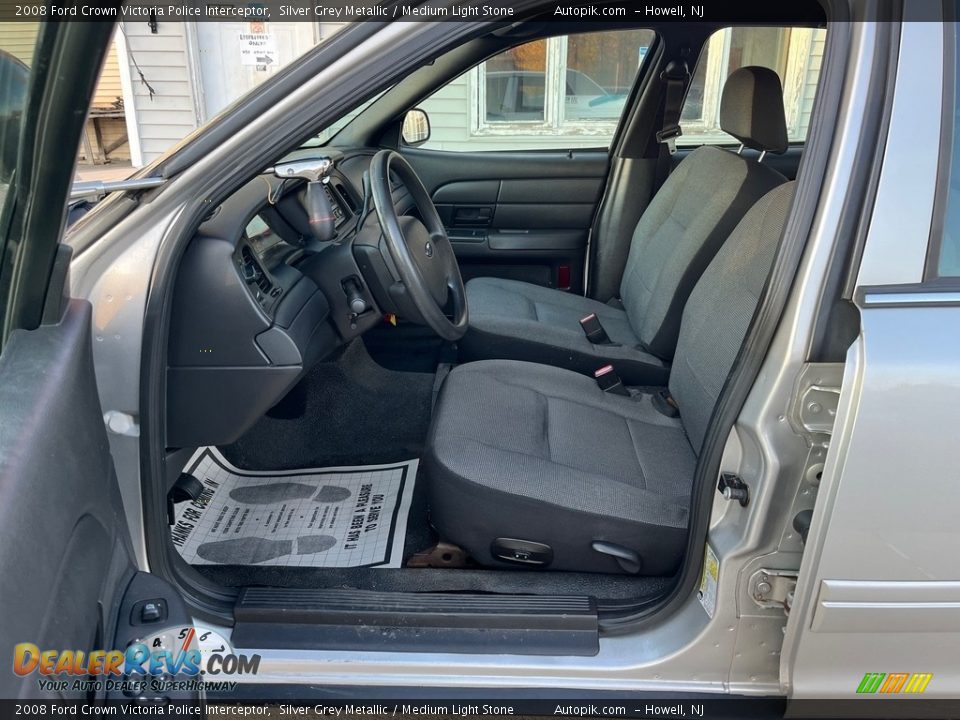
[172,448,417,569]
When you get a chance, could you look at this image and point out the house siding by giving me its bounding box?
[0,22,39,64]
[93,41,124,108]
[0,23,130,162]
[797,30,827,136]
[119,21,200,164]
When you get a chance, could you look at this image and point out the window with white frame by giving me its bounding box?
[679,26,827,146]
[417,29,655,152]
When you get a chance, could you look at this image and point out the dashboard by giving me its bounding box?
[166,149,414,449]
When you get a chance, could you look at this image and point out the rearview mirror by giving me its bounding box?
[401,108,431,147]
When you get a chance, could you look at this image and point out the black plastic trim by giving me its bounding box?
[232,589,599,656]
[487,230,586,252]
[109,572,199,703]
[0,19,116,342]
[808,11,900,361]
[923,11,956,281]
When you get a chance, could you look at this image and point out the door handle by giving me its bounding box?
[453,206,493,226]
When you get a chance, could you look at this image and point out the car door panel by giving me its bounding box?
[434,178,599,228]
[0,20,193,702]
[0,301,135,698]
[404,148,609,291]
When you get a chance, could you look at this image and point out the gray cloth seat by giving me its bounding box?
[426,182,796,575]
[460,67,790,384]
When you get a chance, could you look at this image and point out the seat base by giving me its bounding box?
[425,360,696,575]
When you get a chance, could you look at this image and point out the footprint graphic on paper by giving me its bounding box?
[196,535,337,564]
[229,483,351,504]
[314,485,351,503]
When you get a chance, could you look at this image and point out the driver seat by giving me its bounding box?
[460,67,790,385]
[425,182,795,575]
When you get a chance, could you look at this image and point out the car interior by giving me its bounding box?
[158,11,829,641]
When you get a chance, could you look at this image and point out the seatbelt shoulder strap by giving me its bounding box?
[658,59,690,153]
[655,59,691,188]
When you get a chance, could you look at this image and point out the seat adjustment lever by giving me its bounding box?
[591,541,642,574]
[491,538,553,566]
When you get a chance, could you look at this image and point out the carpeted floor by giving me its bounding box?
[219,339,435,470]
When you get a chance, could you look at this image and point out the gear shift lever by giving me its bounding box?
[272,158,336,245]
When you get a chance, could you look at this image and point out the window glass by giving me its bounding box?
[417,29,655,152]
[934,23,960,277]
[680,26,827,146]
[564,32,646,123]
[0,24,37,209]
[484,40,547,122]
[315,92,385,145]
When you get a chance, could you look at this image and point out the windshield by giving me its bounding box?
[312,91,386,146]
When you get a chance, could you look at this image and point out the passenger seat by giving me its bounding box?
[426,181,797,575]
[461,66,790,384]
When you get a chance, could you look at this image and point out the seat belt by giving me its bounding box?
[654,59,690,191]
[579,313,612,345]
[593,364,630,396]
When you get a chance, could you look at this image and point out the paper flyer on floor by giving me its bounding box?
[171,448,417,568]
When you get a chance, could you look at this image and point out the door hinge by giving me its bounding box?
[789,363,844,445]
[103,410,140,437]
[749,568,798,614]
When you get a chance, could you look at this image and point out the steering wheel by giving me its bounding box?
[369,149,468,341]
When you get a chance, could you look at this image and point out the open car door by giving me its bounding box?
[0,20,194,701]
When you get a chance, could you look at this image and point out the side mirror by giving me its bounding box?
[401,108,431,147]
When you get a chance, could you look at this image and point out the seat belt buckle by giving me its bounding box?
[580,313,611,344]
[652,388,680,418]
[594,365,630,396]
[656,124,682,154]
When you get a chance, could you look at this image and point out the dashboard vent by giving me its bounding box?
[240,246,272,294]
[332,182,358,213]
[322,184,347,226]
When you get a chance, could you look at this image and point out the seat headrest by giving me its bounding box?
[719,66,788,154]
